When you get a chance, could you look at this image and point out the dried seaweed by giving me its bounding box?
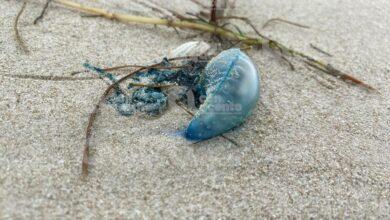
[51,0,375,91]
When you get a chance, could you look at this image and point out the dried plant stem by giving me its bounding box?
[310,43,333,57]
[53,0,374,90]
[267,40,375,90]
[128,82,176,88]
[71,64,189,75]
[54,0,251,42]
[217,15,266,39]
[71,64,153,75]
[14,1,29,53]
[262,17,310,29]
[209,0,217,23]
[1,74,97,81]
[0,74,179,87]
[34,0,52,24]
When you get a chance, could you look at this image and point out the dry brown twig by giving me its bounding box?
[34,0,53,24]
[71,63,188,75]
[48,0,374,91]
[310,43,333,57]
[262,17,310,29]
[1,74,97,81]
[14,1,29,53]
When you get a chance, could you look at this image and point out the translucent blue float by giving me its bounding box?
[184,48,260,141]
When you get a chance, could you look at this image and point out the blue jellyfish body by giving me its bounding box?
[185,49,260,141]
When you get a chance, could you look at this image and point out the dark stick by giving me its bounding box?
[281,56,295,71]
[33,0,52,24]
[220,134,240,147]
[305,61,374,90]
[310,43,333,57]
[209,0,218,23]
[80,14,103,18]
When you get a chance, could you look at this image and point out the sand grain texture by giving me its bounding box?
[1,0,389,218]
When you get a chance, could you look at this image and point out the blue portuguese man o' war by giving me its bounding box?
[184,48,260,141]
[84,42,260,141]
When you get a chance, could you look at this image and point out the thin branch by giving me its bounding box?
[128,82,177,88]
[310,43,333,57]
[52,0,374,90]
[1,74,97,81]
[33,0,53,24]
[262,17,310,29]
[80,14,103,18]
[175,100,195,116]
[304,61,374,90]
[71,64,149,75]
[267,40,375,90]
[71,63,191,75]
[185,12,210,23]
[14,1,29,53]
[217,15,267,39]
[53,0,265,44]
[209,0,217,23]
[281,56,295,71]
[220,134,240,147]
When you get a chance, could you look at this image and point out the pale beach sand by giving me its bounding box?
[0,0,389,218]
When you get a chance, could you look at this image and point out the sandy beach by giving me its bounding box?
[1,0,389,218]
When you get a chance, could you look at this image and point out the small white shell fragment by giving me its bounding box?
[167,41,211,58]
